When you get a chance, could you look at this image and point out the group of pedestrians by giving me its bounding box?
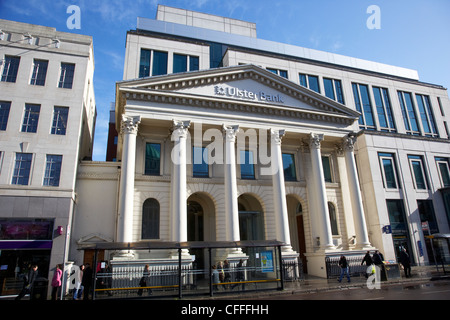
[338,248,412,283]
[212,259,245,291]
[50,262,94,300]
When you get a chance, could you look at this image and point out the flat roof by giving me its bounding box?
[136,16,419,81]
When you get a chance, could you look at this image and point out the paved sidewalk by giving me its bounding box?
[199,265,450,300]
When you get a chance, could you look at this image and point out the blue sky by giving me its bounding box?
[1,0,449,161]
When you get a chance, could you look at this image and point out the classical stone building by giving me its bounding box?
[71,6,450,280]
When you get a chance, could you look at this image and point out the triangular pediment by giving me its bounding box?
[116,64,359,125]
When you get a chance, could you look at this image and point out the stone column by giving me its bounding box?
[270,129,294,253]
[223,125,240,243]
[309,133,335,250]
[342,134,371,249]
[117,115,141,245]
[170,120,191,245]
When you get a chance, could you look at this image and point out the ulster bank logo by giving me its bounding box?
[214,85,284,103]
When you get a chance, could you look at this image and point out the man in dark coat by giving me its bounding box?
[82,263,93,300]
[15,265,38,300]
[399,248,411,278]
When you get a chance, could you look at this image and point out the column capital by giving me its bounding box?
[309,133,324,149]
[222,124,240,142]
[271,129,286,145]
[121,115,141,135]
[171,120,191,140]
[342,133,357,152]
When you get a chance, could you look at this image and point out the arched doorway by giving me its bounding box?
[287,195,307,274]
[187,193,216,278]
[238,194,265,241]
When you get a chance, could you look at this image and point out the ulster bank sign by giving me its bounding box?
[214,84,285,103]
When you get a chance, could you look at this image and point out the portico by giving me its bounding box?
[111,64,372,277]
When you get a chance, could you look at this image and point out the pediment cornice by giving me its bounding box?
[116,64,359,125]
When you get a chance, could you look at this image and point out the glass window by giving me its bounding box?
[282,153,296,181]
[1,56,20,82]
[22,104,40,133]
[51,106,69,135]
[240,150,255,179]
[308,75,320,93]
[152,51,168,76]
[173,53,187,73]
[416,94,438,136]
[324,78,345,104]
[436,157,450,187]
[43,155,62,186]
[398,91,420,135]
[408,155,427,189]
[328,202,339,235]
[189,56,199,71]
[145,143,161,175]
[0,219,54,240]
[0,101,11,131]
[324,78,335,100]
[299,74,307,87]
[193,146,209,178]
[267,68,288,78]
[139,49,151,78]
[417,200,439,234]
[352,83,375,129]
[141,198,160,239]
[379,153,399,189]
[373,87,396,132]
[322,156,332,183]
[30,59,48,86]
[12,153,32,185]
[58,63,75,89]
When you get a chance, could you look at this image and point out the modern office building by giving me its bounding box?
[72,5,450,280]
[0,19,96,296]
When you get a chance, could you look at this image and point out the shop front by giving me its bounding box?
[0,219,53,296]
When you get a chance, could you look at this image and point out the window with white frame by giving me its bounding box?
[373,86,396,132]
[323,78,345,104]
[12,153,33,185]
[436,157,450,188]
[378,152,399,189]
[30,59,48,86]
[408,155,428,190]
[299,73,320,93]
[398,91,420,135]
[43,155,62,186]
[1,55,20,83]
[58,63,75,89]
[416,94,438,137]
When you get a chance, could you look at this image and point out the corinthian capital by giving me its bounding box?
[271,129,286,145]
[171,120,191,141]
[121,115,141,135]
[309,133,324,149]
[343,133,357,152]
[222,124,240,142]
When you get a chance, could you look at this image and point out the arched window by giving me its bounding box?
[141,198,160,239]
[328,202,339,235]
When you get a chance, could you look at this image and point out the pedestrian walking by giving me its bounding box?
[361,251,373,279]
[399,248,411,278]
[82,263,93,300]
[51,264,62,300]
[138,264,152,296]
[15,265,39,300]
[338,255,351,283]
